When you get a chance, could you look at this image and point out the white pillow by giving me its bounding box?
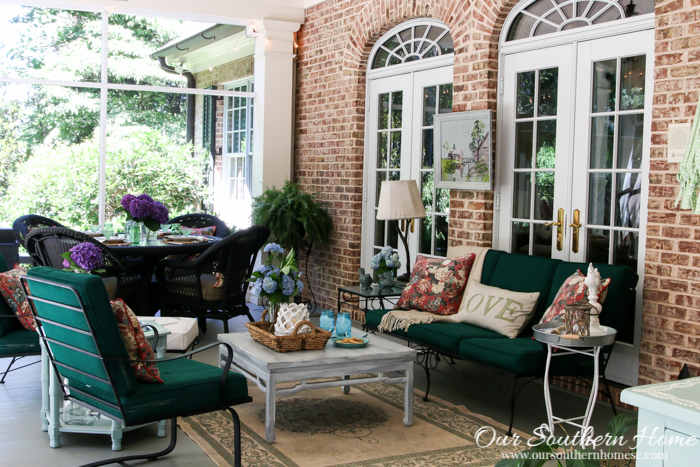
[448,281,540,338]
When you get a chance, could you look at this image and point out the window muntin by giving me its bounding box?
[371,24,453,70]
[224,79,253,201]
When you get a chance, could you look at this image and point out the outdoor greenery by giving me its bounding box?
[251,180,333,250]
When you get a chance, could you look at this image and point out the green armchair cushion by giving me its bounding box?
[68,358,249,424]
[26,267,138,397]
[0,328,41,356]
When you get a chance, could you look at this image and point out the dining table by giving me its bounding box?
[105,235,222,315]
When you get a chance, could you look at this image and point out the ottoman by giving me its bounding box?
[137,316,199,352]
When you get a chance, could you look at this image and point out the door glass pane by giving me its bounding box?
[439,84,453,113]
[374,219,385,247]
[586,229,610,263]
[590,116,614,169]
[538,68,558,116]
[588,173,612,226]
[517,71,535,118]
[379,93,389,129]
[592,59,617,112]
[391,91,403,128]
[390,170,400,181]
[419,217,431,254]
[375,172,386,207]
[390,132,401,168]
[515,122,534,169]
[434,215,448,256]
[513,173,531,218]
[534,172,554,220]
[436,188,450,214]
[512,222,530,255]
[533,223,552,258]
[423,86,436,125]
[421,171,434,211]
[535,120,556,168]
[615,172,641,228]
[617,114,644,169]
[620,55,646,111]
[377,132,388,168]
[422,129,433,168]
[614,230,639,271]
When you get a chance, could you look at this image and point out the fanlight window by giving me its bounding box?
[506,0,653,41]
[371,24,454,70]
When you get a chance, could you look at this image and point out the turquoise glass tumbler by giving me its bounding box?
[335,312,351,338]
[319,310,335,333]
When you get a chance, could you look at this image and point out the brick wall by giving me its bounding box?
[640,0,700,385]
[296,0,511,318]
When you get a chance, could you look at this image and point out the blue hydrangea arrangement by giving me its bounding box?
[371,245,401,276]
[247,243,304,307]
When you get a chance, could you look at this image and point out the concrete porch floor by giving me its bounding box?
[0,304,635,466]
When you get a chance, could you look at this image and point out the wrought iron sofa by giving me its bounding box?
[364,248,638,435]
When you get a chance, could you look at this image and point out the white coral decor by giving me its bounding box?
[274,303,311,336]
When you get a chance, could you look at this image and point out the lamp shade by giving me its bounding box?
[376,180,427,220]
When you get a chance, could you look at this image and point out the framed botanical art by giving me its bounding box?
[434,110,493,190]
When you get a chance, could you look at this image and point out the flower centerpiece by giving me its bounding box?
[371,246,401,288]
[246,243,304,324]
[61,243,106,274]
[115,193,169,240]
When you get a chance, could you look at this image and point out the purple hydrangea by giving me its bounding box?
[128,198,152,219]
[69,243,103,272]
[120,194,136,210]
[151,201,169,224]
[62,259,71,268]
[136,193,154,202]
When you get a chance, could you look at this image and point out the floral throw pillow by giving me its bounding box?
[111,299,163,384]
[213,272,225,288]
[539,271,611,324]
[183,225,216,236]
[0,267,36,331]
[394,254,476,315]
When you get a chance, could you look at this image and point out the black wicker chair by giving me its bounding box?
[12,215,65,264]
[24,227,141,306]
[156,226,270,333]
[168,213,231,238]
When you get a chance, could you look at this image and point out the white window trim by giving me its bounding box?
[223,77,254,202]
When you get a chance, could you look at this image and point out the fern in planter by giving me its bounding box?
[251,180,333,250]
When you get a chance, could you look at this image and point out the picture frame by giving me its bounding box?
[433,110,493,190]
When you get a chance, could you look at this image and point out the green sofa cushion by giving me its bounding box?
[407,322,506,354]
[481,250,506,284]
[0,328,40,356]
[26,267,138,397]
[68,358,249,424]
[364,309,407,337]
[546,262,638,330]
[0,254,21,338]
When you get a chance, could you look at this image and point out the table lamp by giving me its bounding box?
[376,180,427,282]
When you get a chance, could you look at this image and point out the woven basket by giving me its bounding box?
[246,309,332,352]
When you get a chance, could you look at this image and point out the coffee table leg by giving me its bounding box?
[265,375,277,443]
[403,362,414,427]
[342,375,350,394]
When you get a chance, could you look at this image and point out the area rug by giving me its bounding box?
[179,377,526,467]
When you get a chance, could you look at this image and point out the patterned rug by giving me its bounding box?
[178,377,525,467]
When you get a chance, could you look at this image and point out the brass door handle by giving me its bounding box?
[569,209,581,253]
[545,208,565,251]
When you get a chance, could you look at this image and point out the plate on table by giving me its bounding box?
[332,337,370,348]
[166,235,199,242]
[84,231,103,237]
[102,237,125,244]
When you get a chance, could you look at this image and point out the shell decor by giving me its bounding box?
[584,263,606,336]
[274,303,311,336]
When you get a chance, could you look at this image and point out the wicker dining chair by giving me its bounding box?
[155,226,270,333]
[167,213,231,238]
[12,215,65,264]
[24,227,141,306]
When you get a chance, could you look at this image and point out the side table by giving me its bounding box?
[337,284,404,318]
[533,324,617,438]
[40,321,170,451]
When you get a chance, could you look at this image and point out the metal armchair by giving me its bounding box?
[155,226,270,333]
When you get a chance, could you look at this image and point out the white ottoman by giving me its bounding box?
[136,316,199,352]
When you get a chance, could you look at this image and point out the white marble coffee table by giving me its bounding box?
[218,331,416,443]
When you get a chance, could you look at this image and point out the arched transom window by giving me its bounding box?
[371,23,454,69]
[506,0,654,41]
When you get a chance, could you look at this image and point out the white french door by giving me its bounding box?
[498,30,654,385]
[363,66,453,271]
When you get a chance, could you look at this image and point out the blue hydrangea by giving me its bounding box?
[296,279,304,292]
[385,252,400,268]
[381,245,393,257]
[252,278,263,295]
[264,243,285,254]
[281,275,295,295]
[262,277,278,294]
[370,253,382,269]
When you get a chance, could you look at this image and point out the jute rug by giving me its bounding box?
[179,377,525,467]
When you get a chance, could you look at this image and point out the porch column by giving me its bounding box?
[251,19,300,197]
